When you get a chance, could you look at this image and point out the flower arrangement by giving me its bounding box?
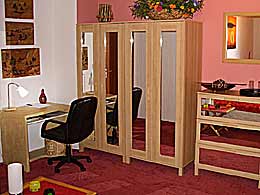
[130,0,205,20]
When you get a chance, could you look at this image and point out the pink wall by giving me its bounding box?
[77,0,260,86]
[77,0,98,23]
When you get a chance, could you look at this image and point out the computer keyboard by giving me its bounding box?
[26,110,68,124]
[41,111,68,118]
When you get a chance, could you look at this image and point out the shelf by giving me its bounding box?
[195,91,260,188]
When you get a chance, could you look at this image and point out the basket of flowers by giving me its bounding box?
[130,0,205,20]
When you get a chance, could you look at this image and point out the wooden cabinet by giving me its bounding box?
[195,91,260,188]
[77,20,202,175]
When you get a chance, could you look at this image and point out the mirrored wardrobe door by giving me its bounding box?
[131,31,147,152]
[77,24,99,150]
[125,23,151,162]
[104,31,119,146]
[100,24,125,155]
[152,23,178,166]
[81,32,95,95]
[160,31,177,158]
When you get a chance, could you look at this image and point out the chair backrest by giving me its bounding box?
[66,96,97,144]
[132,87,142,121]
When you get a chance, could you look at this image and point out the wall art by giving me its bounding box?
[5,0,33,19]
[1,48,40,78]
[227,16,237,49]
[82,47,88,70]
[5,22,34,45]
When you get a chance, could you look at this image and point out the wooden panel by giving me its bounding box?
[182,21,203,166]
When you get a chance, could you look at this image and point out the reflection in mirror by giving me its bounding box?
[105,32,119,146]
[131,32,146,151]
[224,13,260,61]
[81,32,94,94]
[160,31,176,157]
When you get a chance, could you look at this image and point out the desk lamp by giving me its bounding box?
[3,82,29,111]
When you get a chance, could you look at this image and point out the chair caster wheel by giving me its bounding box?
[80,167,86,172]
[86,157,92,163]
[55,168,60,173]
[48,159,53,165]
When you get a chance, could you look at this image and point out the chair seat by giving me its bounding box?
[41,124,67,144]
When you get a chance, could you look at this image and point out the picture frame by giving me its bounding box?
[5,22,34,45]
[82,47,88,70]
[1,48,40,78]
[5,0,34,19]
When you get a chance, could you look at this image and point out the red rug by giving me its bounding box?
[1,149,260,195]
[23,180,88,195]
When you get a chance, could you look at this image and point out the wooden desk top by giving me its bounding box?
[0,102,69,119]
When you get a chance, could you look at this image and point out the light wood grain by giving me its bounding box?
[195,91,260,188]
[0,103,69,172]
[77,21,202,174]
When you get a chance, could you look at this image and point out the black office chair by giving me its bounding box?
[41,96,97,173]
[106,87,142,144]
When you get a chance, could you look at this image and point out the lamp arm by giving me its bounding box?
[7,83,20,109]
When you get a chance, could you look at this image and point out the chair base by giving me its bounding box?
[47,145,92,173]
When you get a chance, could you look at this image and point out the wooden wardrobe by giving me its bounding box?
[77,20,202,175]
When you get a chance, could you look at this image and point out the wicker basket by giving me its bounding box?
[45,139,66,156]
[148,10,192,20]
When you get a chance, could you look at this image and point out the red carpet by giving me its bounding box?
[1,149,260,195]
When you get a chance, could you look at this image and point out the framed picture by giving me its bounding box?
[227,16,237,49]
[82,47,88,70]
[1,48,40,78]
[5,22,34,45]
[5,0,34,19]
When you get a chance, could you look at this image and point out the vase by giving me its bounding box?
[39,89,47,104]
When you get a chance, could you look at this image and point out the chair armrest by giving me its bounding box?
[41,119,66,133]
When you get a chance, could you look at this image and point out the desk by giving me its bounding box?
[0,103,69,172]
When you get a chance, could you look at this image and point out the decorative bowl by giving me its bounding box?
[200,79,246,92]
[201,83,236,91]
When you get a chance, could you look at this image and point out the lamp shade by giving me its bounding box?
[16,86,29,98]
[8,163,23,194]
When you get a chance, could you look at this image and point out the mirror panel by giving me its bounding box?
[131,31,146,151]
[105,32,119,146]
[81,32,94,94]
[160,31,176,157]
[223,13,260,63]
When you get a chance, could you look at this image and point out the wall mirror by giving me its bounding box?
[223,12,260,64]
[80,32,94,95]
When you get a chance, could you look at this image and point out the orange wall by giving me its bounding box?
[78,0,260,87]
